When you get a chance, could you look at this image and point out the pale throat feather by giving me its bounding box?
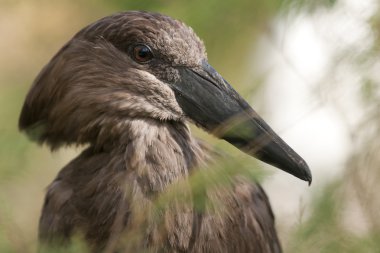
[123,119,206,194]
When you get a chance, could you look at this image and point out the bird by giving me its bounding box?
[19,11,311,253]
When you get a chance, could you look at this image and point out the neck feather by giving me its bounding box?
[101,118,208,193]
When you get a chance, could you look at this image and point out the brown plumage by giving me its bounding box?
[19,11,311,253]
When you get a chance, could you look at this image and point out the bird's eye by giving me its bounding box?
[132,45,153,63]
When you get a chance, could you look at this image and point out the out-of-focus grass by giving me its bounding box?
[287,179,380,253]
[0,86,31,180]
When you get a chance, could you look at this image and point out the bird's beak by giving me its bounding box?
[171,61,312,184]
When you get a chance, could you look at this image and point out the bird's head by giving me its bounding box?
[19,11,311,183]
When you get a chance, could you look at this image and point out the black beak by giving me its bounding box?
[171,61,312,184]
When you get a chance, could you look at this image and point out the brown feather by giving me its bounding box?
[20,11,282,253]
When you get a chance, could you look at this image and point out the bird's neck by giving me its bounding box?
[103,118,207,193]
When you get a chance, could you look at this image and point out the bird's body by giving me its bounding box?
[19,11,311,253]
[40,120,280,252]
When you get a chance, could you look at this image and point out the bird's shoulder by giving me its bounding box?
[234,180,282,253]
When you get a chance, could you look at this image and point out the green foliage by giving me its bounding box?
[39,238,90,253]
[0,86,32,181]
[287,179,380,253]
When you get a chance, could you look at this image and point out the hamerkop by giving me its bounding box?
[19,11,311,253]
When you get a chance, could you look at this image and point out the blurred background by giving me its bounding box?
[1,0,379,252]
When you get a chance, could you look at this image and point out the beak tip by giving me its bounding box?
[307,176,312,186]
[301,163,312,186]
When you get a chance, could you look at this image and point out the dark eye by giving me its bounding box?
[132,44,153,63]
